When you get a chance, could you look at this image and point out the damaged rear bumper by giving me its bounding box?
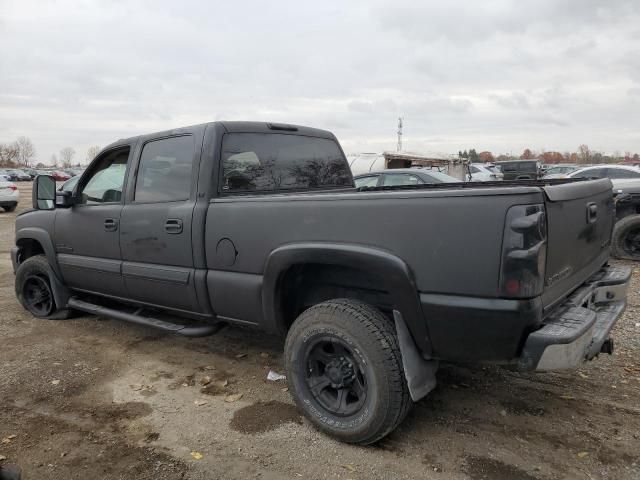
[518,265,630,371]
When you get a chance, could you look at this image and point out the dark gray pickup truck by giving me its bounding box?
[12,121,630,444]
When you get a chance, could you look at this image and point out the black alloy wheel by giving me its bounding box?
[305,337,367,417]
[623,226,640,256]
[22,274,54,317]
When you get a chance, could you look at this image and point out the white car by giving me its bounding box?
[544,164,640,180]
[0,178,19,212]
[467,164,504,181]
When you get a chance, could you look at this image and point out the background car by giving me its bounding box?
[354,168,461,188]
[467,164,504,181]
[22,168,38,179]
[546,164,640,181]
[542,164,579,178]
[66,168,85,177]
[495,160,541,180]
[6,169,32,181]
[59,175,80,192]
[0,178,19,212]
[51,170,71,181]
[0,169,19,181]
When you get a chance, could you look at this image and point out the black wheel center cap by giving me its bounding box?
[326,358,355,388]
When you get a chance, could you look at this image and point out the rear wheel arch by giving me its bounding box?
[262,243,431,356]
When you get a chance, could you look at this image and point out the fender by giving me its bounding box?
[15,227,71,309]
[15,227,61,276]
[262,242,432,356]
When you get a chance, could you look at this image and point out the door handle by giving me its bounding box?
[164,218,183,234]
[587,203,598,224]
[104,218,118,232]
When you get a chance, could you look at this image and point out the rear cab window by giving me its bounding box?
[221,133,352,193]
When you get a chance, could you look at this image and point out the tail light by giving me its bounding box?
[8,184,17,191]
[499,204,547,298]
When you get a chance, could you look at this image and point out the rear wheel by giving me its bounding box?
[612,215,640,260]
[2,205,16,212]
[285,299,411,444]
[15,255,72,319]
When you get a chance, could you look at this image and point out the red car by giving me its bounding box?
[51,170,71,181]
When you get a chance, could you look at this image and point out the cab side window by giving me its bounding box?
[77,148,130,205]
[135,136,194,203]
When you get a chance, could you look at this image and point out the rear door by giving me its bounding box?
[541,178,614,311]
[119,131,203,313]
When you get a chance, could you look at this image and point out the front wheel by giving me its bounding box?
[612,215,640,260]
[2,205,16,212]
[284,299,411,445]
[15,255,72,319]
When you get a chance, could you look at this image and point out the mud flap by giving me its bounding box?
[393,310,438,402]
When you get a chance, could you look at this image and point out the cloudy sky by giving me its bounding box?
[1,0,639,164]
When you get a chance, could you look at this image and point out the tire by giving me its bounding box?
[612,215,640,260]
[15,255,72,319]
[284,299,412,444]
[2,205,16,212]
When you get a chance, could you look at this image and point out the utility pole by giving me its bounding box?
[397,117,403,152]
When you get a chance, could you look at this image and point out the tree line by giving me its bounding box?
[0,137,101,168]
[458,145,640,164]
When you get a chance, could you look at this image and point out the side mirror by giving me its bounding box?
[55,189,75,208]
[32,175,56,210]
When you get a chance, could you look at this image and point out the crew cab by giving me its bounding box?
[12,121,629,444]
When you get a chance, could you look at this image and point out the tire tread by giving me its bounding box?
[285,298,412,444]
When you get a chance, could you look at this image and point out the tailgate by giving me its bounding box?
[541,179,614,311]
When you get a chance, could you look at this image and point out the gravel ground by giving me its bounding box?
[0,183,638,480]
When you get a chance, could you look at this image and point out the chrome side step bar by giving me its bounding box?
[67,297,223,337]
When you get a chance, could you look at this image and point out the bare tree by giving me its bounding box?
[0,142,19,166]
[59,147,76,168]
[16,136,35,166]
[86,145,101,163]
[50,154,58,167]
[578,144,591,164]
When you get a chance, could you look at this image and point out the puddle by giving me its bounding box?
[230,400,302,434]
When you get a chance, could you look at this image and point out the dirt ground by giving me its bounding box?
[0,183,638,480]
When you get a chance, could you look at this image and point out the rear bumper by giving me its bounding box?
[517,264,630,371]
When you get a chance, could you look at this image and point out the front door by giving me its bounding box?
[119,134,200,313]
[55,146,132,298]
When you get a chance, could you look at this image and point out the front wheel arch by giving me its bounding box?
[15,255,72,319]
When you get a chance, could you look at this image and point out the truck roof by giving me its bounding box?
[103,121,336,151]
